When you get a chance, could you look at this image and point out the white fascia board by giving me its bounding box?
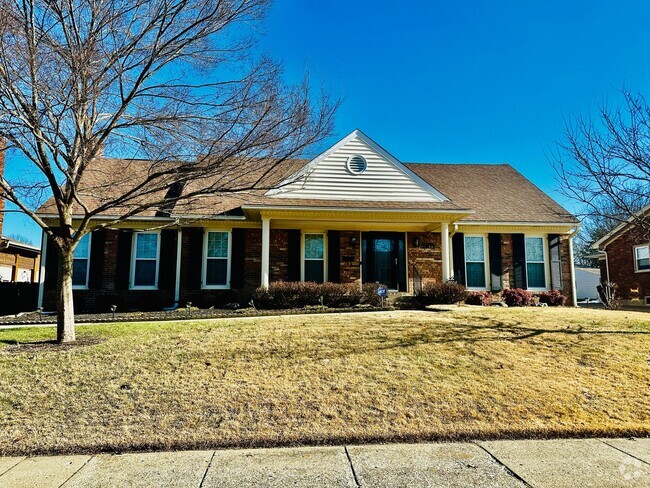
[461,221,580,228]
[241,204,474,214]
[266,129,450,202]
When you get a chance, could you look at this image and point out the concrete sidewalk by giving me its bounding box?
[0,438,648,487]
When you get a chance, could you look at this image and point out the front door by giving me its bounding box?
[362,232,406,291]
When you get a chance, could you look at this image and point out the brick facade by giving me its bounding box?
[500,234,513,290]
[42,227,578,311]
[339,231,361,284]
[269,229,289,282]
[407,232,442,291]
[603,226,650,304]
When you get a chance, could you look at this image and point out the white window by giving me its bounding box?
[302,233,326,283]
[464,235,487,289]
[525,236,547,290]
[634,244,650,272]
[130,232,160,289]
[72,233,91,289]
[202,230,231,289]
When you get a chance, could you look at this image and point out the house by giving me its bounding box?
[0,237,41,283]
[0,151,41,283]
[35,130,579,312]
[591,205,650,307]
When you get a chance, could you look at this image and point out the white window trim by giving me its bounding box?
[202,229,232,290]
[633,244,650,273]
[129,231,161,290]
[72,232,92,290]
[464,234,489,291]
[524,235,550,292]
[301,232,327,283]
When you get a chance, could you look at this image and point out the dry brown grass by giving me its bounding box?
[0,307,649,455]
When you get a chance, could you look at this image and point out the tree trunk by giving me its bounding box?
[56,247,76,343]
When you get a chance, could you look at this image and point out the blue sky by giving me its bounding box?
[5,0,650,244]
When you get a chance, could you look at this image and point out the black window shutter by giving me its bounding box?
[287,230,301,282]
[230,228,246,289]
[116,230,133,290]
[488,233,502,292]
[548,234,563,290]
[187,228,204,289]
[88,230,106,289]
[44,234,59,289]
[327,230,340,283]
[512,233,527,289]
[452,232,465,285]
[158,229,177,291]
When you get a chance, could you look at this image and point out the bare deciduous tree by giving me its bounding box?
[553,88,650,242]
[0,0,337,342]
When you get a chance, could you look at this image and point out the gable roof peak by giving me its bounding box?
[267,129,449,202]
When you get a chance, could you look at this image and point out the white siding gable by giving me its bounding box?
[267,130,448,202]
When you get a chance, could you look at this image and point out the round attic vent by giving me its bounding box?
[346,155,367,175]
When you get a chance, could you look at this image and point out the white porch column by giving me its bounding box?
[261,217,271,287]
[441,222,450,282]
[568,232,578,307]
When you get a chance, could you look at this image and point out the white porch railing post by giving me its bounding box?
[441,222,450,282]
[261,217,270,287]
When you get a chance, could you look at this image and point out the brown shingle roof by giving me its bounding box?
[406,163,577,223]
[36,157,577,224]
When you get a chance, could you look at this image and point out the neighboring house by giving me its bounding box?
[592,205,650,307]
[575,267,600,301]
[0,172,41,282]
[0,237,41,283]
[35,130,579,312]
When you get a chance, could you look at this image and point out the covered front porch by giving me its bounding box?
[245,206,473,293]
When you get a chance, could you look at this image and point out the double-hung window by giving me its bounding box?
[130,232,160,289]
[303,233,325,283]
[464,235,487,289]
[525,236,546,289]
[72,233,91,288]
[203,230,231,288]
[635,244,650,272]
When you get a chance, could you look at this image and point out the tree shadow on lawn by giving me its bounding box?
[310,320,650,360]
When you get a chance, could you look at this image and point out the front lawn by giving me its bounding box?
[0,307,649,455]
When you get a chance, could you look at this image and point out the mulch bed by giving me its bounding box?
[1,336,104,353]
[0,305,392,326]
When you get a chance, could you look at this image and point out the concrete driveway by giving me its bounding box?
[0,438,648,487]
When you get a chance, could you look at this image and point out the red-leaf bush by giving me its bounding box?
[502,288,533,307]
[465,291,493,306]
[538,289,568,306]
[415,282,467,305]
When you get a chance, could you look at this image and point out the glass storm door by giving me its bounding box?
[362,232,406,291]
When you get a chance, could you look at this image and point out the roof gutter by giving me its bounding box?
[240,204,475,214]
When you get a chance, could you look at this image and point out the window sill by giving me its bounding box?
[72,286,89,290]
[634,269,650,273]
[527,287,548,292]
[129,286,159,291]
[201,285,231,290]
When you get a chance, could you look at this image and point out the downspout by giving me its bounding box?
[567,226,579,307]
[37,230,47,309]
